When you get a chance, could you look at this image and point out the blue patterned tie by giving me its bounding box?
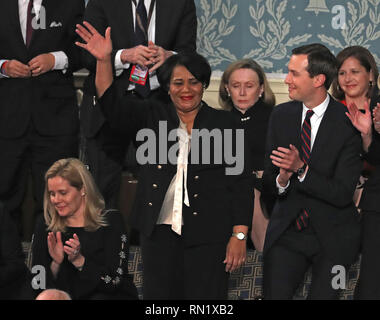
[295,110,313,231]
[133,0,150,97]
[135,0,148,46]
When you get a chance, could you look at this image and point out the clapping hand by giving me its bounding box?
[346,101,372,136]
[64,233,83,266]
[47,231,64,265]
[75,21,112,61]
[270,144,304,186]
[373,103,380,134]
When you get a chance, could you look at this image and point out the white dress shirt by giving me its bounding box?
[156,121,190,235]
[276,94,330,193]
[0,0,68,78]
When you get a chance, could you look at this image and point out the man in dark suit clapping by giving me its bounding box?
[263,44,362,299]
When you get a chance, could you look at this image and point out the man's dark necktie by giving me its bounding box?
[295,109,314,231]
[26,0,35,47]
[133,0,150,97]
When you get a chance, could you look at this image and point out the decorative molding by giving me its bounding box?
[195,0,380,72]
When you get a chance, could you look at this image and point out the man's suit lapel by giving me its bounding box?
[10,0,27,53]
[155,0,169,47]
[289,102,303,150]
[155,0,163,45]
[116,0,135,48]
[29,0,55,49]
[28,0,48,49]
[309,98,336,166]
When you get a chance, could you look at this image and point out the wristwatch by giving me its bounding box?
[232,232,247,240]
[296,163,307,177]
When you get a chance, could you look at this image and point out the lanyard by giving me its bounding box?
[131,0,155,36]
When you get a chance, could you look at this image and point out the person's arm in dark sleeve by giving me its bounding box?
[0,205,28,288]
[171,0,197,53]
[297,128,362,208]
[62,0,86,73]
[364,130,380,166]
[81,0,119,74]
[71,211,137,298]
[230,119,254,228]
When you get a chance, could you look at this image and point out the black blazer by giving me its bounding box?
[80,0,197,138]
[231,99,273,172]
[0,202,30,298]
[0,0,85,138]
[263,97,363,265]
[98,83,254,246]
[360,94,380,212]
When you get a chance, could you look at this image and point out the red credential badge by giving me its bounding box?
[129,65,148,85]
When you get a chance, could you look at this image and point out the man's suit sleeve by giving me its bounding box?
[171,0,197,53]
[82,0,119,73]
[262,109,290,198]
[61,0,85,73]
[98,82,149,136]
[82,0,109,72]
[0,205,28,287]
[297,128,362,208]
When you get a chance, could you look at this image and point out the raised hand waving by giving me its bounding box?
[75,21,112,61]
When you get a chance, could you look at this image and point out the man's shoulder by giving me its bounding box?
[325,97,351,123]
[271,100,301,117]
[327,97,347,112]
[61,0,85,8]
[86,0,122,9]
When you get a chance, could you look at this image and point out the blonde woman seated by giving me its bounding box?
[32,158,138,300]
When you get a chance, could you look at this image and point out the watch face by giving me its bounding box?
[237,232,245,240]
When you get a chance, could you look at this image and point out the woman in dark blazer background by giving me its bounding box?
[334,46,380,299]
[219,58,276,252]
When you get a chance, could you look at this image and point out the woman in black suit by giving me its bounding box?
[75,22,253,299]
[219,59,275,252]
[333,46,380,299]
